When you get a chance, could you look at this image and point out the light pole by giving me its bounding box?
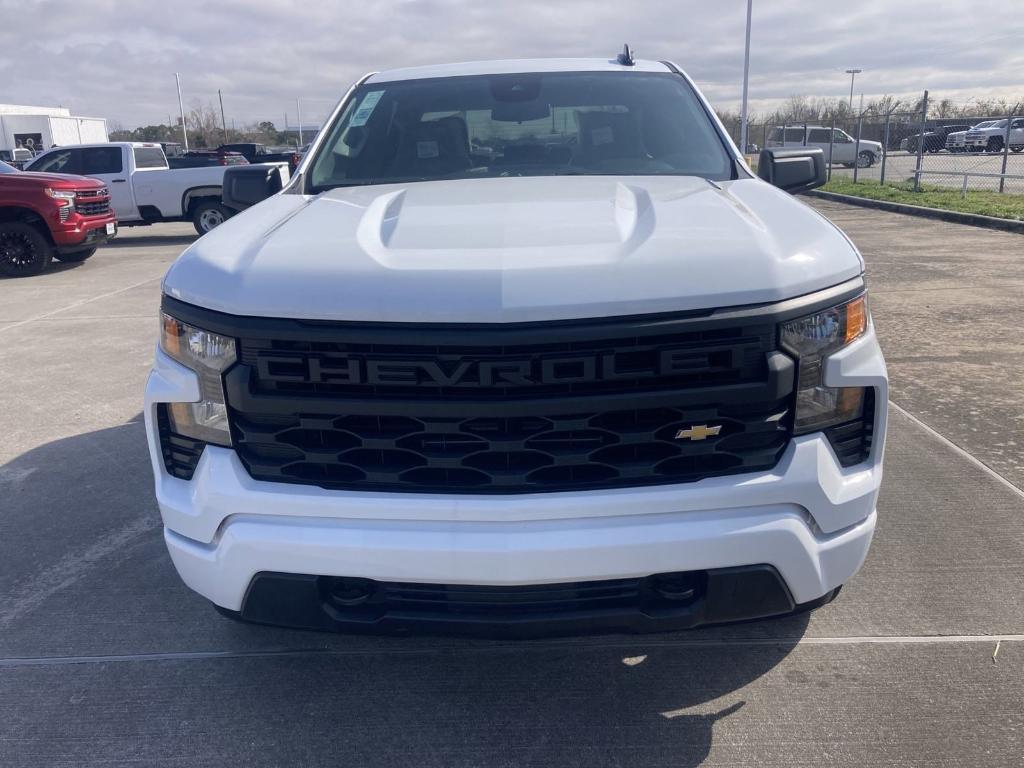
[845,68,862,111]
[296,98,304,148]
[739,0,753,154]
[175,73,189,151]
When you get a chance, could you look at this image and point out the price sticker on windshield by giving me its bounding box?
[350,90,385,127]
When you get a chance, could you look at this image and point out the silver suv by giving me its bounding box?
[767,126,881,167]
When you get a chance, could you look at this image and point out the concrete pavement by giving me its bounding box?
[1,209,1022,767]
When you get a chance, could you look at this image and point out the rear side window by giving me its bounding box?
[82,147,123,174]
[807,129,831,143]
[133,147,167,169]
[769,128,807,143]
[28,149,82,174]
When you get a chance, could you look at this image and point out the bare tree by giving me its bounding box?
[186,101,223,148]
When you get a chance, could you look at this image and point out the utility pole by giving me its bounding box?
[296,98,304,148]
[175,72,189,151]
[845,69,862,111]
[739,0,753,155]
[218,89,228,142]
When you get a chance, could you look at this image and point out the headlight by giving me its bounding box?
[159,312,236,446]
[781,294,868,434]
[45,188,76,208]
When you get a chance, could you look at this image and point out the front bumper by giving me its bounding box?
[145,325,887,631]
[52,215,117,251]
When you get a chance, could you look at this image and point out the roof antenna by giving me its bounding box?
[617,44,635,66]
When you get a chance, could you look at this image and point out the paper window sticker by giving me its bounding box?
[350,90,385,127]
[591,126,614,146]
[416,141,440,159]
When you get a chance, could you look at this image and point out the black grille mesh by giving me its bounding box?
[227,312,793,493]
[232,400,791,493]
[76,200,110,217]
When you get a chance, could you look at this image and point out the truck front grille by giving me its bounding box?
[231,399,791,492]
[205,307,798,494]
[76,199,110,217]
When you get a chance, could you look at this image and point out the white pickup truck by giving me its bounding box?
[147,53,888,637]
[962,118,1024,153]
[24,142,289,234]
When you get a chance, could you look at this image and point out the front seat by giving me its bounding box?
[388,115,472,178]
[575,110,647,171]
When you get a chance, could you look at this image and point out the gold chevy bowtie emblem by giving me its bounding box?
[675,424,722,441]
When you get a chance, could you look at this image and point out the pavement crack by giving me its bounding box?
[889,400,1024,499]
[0,515,160,629]
[1,635,1021,669]
[0,276,162,334]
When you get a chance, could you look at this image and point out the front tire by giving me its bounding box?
[0,221,52,277]
[192,201,231,235]
[53,246,97,263]
[856,151,875,168]
[987,137,1004,153]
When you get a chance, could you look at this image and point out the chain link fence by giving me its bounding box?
[729,94,1024,197]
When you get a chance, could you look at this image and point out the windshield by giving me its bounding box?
[308,72,733,191]
[0,160,17,174]
[974,121,999,129]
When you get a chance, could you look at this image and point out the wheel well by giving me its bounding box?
[0,206,55,245]
[182,187,223,217]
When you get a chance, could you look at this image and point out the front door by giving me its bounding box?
[80,146,137,220]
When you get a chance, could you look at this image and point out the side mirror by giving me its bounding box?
[222,164,285,211]
[757,148,827,195]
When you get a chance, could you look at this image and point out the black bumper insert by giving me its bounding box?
[219,565,832,637]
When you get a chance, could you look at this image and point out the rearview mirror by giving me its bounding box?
[491,102,551,123]
[757,148,827,195]
[222,165,285,211]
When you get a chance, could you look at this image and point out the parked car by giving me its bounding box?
[0,159,117,277]
[24,142,287,234]
[168,150,249,169]
[963,118,1024,153]
[0,147,35,169]
[944,121,997,152]
[217,143,301,172]
[146,54,887,636]
[903,124,972,154]
[766,126,881,167]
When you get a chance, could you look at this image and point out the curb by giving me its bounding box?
[805,190,1024,234]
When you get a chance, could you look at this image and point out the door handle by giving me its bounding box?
[111,179,127,183]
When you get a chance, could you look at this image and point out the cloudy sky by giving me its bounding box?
[1,0,1022,129]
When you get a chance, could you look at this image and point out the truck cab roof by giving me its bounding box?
[367,57,673,84]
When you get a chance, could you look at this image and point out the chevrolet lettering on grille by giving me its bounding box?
[256,348,721,388]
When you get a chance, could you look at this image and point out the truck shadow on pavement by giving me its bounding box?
[1,416,810,768]
[103,233,197,249]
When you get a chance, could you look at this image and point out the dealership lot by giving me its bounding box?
[1,203,1023,766]
[832,149,1024,193]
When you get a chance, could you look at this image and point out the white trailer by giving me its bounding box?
[0,106,108,155]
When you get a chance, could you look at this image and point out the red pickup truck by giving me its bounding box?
[0,160,117,277]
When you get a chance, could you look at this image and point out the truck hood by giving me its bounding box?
[163,175,863,323]
[7,171,106,188]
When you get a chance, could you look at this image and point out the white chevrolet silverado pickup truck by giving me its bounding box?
[146,53,888,636]
[26,142,289,234]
